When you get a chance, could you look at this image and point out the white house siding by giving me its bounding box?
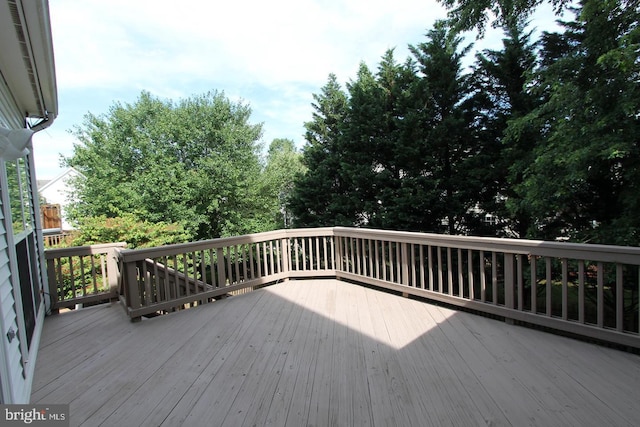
[0,48,32,406]
[0,185,25,404]
[0,0,57,404]
[0,78,22,130]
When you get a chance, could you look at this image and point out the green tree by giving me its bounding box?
[510,0,640,244]
[290,74,352,227]
[64,90,265,240]
[262,138,305,228]
[470,17,540,237]
[437,0,572,34]
[410,21,480,234]
[342,61,388,226]
[69,213,190,248]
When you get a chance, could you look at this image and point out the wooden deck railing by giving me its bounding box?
[116,228,335,320]
[65,227,640,349]
[332,227,640,349]
[45,242,126,312]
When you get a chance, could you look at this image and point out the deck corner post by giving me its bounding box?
[123,259,141,311]
[107,247,120,297]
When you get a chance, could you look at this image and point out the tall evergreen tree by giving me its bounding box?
[342,62,384,226]
[470,17,540,237]
[437,0,572,33]
[371,51,440,231]
[289,74,351,227]
[410,21,479,234]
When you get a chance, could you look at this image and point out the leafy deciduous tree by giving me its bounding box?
[65,90,266,240]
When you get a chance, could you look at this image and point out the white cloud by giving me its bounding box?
[35,0,561,179]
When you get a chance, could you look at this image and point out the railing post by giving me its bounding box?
[401,242,409,297]
[45,257,60,314]
[504,253,515,325]
[216,248,226,287]
[334,236,342,273]
[107,247,120,300]
[281,238,290,281]
[123,258,142,322]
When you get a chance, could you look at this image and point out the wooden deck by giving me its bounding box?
[32,279,640,426]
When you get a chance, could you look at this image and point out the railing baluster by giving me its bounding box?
[468,250,473,300]
[401,243,409,287]
[316,237,321,270]
[504,254,514,311]
[367,239,373,277]
[457,249,463,297]
[226,248,234,285]
[492,252,497,305]
[395,242,401,284]
[90,255,98,294]
[173,255,180,296]
[546,257,552,316]
[578,260,585,323]
[437,247,443,293]
[616,264,623,332]
[248,245,255,280]
[162,256,170,299]
[428,246,433,291]
[68,256,75,298]
[517,255,523,311]
[388,240,393,281]
[447,247,453,296]
[480,250,486,303]
[79,255,87,297]
[374,240,380,280]
[531,256,537,314]
[353,239,362,274]
[419,245,425,290]
[361,238,367,276]
[293,238,299,271]
[562,258,568,320]
[234,246,240,283]
[597,262,604,328]
[142,259,150,305]
[281,239,289,277]
[269,241,275,275]
[100,254,107,292]
[412,244,418,288]
[152,258,160,302]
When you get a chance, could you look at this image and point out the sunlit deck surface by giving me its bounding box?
[32,279,640,427]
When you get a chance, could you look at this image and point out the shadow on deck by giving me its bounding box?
[31,279,640,426]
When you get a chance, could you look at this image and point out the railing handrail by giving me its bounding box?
[118,228,335,262]
[45,242,126,312]
[118,225,640,264]
[333,227,640,265]
[45,242,128,258]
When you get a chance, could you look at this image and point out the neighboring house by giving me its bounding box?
[0,0,58,404]
[39,167,84,231]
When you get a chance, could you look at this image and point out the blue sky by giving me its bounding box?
[33,0,562,179]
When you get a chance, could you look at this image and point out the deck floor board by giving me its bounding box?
[31,279,640,427]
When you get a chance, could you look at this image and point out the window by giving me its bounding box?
[6,158,33,237]
[4,154,41,351]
